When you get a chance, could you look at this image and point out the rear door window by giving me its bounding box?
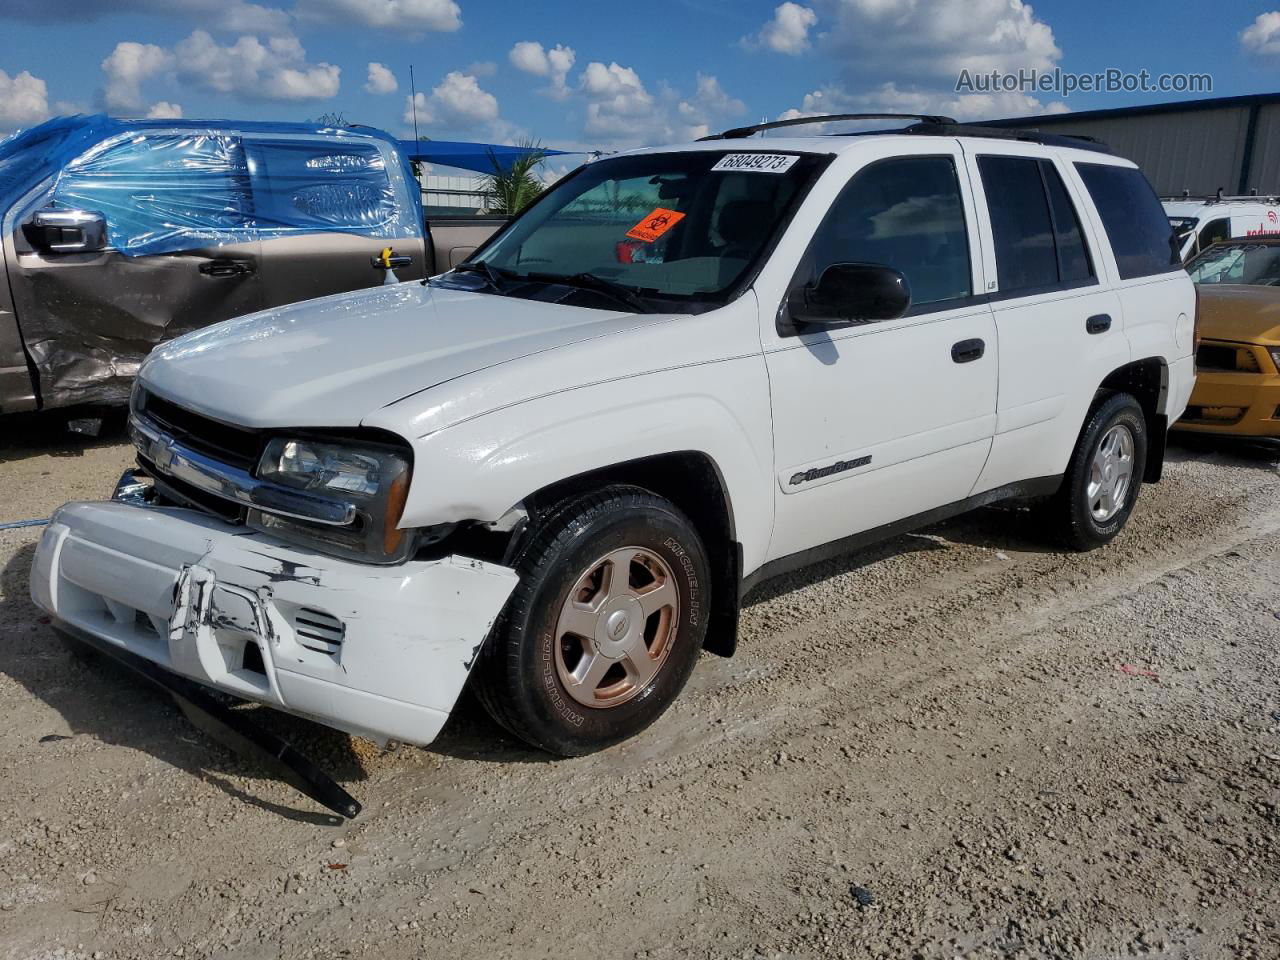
[245,138,403,236]
[1074,162,1181,280]
[978,156,1058,293]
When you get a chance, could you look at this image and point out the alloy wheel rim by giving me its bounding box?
[1086,423,1135,523]
[553,546,679,709]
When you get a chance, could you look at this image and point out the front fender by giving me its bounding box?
[399,357,776,576]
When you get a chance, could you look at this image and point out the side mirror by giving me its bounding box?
[789,262,911,331]
[22,208,108,254]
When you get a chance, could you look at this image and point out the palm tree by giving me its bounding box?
[480,138,547,215]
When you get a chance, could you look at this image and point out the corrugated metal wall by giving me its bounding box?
[1040,108,1250,196]
[1248,104,1280,195]
[997,97,1280,197]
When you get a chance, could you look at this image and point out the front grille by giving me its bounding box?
[137,389,262,470]
[1196,343,1261,373]
[141,455,245,522]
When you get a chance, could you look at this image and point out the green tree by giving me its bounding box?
[480,138,547,215]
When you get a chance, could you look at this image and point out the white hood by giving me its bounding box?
[139,282,657,429]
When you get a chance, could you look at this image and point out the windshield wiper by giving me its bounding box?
[523,271,652,313]
[447,259,513,292]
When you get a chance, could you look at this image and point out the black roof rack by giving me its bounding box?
[698,113,957,140]
[903,121,1114,154]
[697,113,1114,155]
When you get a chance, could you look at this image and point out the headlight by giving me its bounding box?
[1269,347,1280,373]
[249,437,414,564]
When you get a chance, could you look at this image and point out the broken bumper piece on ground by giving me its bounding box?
[29,500,520,751]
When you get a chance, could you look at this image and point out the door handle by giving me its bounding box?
[951,338,985,363]
[199,259,255,278]
[1086,313,1112,334]
[370,254,413,269]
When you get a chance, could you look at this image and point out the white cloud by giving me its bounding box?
[403,91,431,125]
[509,41,576,98]
[101,41,172,111]
[580,61,658,141]
[146,100,184,118]
[744,3,817,55]
[174,30,340,101]
[578,62,745,147]
[767,0,1064,129]
[401,70,499,131]
[509,41,550,76]
[1242,12,1280,55]
[780,81,1068,125]
[294,0,460,31]
[365,61,398,94]
[821,0,1060,81]
[432,71,499,126]
[676,74,746,139]
[465,60,498,78]
[0,68,49,133]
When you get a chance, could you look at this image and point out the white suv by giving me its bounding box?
[31,114,1197,761]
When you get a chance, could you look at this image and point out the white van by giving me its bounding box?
[1164,195,1280,261]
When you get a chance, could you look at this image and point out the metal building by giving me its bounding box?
[985,92,1280,197]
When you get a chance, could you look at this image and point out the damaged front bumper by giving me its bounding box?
[30,501,519,747]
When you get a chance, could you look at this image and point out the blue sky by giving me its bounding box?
[1,0,1278,160]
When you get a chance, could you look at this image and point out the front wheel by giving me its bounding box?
[474,485,710,756]
[1048,391,1149,551]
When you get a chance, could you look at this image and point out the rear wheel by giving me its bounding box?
[1047,392,1148,550]
[474,485,710,756]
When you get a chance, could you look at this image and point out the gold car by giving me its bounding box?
[1177,237,1280,445]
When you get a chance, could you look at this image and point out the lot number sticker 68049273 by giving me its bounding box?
[710,153,799,173]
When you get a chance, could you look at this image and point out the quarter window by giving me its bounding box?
[798,155,972,308]
[1075,162,1181,280]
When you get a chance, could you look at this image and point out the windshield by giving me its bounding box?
[1188,242,1280,286]
[1168,216,1197,243]
[448,150,829,310]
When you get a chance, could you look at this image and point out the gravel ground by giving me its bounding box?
[1,418,1278,960]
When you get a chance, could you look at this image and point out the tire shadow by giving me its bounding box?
[1167,433,1280,470]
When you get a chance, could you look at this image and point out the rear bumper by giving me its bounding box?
[30,501,519,746]
[1175,365,1280,439]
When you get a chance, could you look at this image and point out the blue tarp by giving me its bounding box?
[396,139,570,175]
[0,115,422,256]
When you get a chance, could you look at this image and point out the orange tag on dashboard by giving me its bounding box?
[626,207,686,243]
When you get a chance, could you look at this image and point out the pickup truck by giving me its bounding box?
[31,113,1196,766]
[0,115,504,413]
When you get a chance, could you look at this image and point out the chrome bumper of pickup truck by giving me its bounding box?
[30,501,519,747]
